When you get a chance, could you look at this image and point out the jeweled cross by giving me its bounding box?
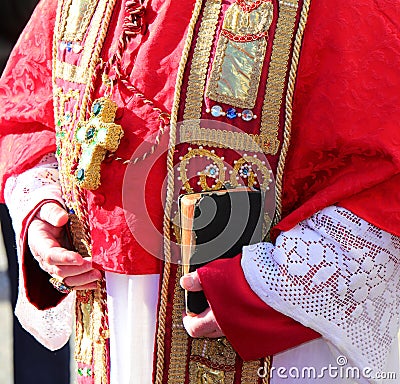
[74,97,124,190]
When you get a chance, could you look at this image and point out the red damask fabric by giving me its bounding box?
[274,0,400,237]
[0,0,57,197]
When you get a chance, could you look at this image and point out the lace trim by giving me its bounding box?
[4,153,74,350]
[242,206,400,379]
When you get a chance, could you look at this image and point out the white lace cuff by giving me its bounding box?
[242,206,400,383]
[4,153,74,350]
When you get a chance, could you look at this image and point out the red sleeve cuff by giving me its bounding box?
[20,200,67,310]
[197,254,320,360]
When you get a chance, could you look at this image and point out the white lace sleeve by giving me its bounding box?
[242,206,400,383]
[4,153,75,351]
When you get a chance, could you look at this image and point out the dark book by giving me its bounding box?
[179,187,264,314]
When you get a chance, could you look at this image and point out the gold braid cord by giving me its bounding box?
[274,0,312,224]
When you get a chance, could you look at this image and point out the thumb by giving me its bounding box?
[37,202,69,227]
[180,271,203,292]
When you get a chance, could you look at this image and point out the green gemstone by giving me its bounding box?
[77,169,85,181]
[87,368,92,376]
[57,119,62,127]
[85,127,96,140]
[56,146,61,156]
[77,368,84,376]
[93,102,102,116]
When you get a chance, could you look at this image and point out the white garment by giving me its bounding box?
[4,153,75,350]
[243,206,400,384]
[105,272,159,384]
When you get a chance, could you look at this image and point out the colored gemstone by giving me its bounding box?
[209,168,216,176]
[87,368,92,376]
[56,146,61,156]
[85,127,96,140]
[66,42,72,52]
[69,208,75,215]
[93,102,102,116]
[57,119,62,127]
[226,108,237,119]
[210,105,223,117]
[77,368,84,376]
[241,109,254,122]
[242,167,249,175]
[77,169,85,181]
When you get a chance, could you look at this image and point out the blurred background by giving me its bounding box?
[0,1,71,383]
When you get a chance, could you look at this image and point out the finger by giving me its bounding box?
[63,269,102,288]
[32,242,83,266]
[180,271,203,292]
[28,220,83,266]
[37,202,69,227]
[183,307,218,338]
[52,259,101,279]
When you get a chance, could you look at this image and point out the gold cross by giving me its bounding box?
[74,97,124,190]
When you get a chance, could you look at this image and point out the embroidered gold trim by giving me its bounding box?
[182,0,222,123]
[275,0,312,223]
[241,360,262,384]
[181,0,301,156]
[54,87,80,132]
[190,338,236,383]
[180,124,265,153]
[207,37,268,109]
[179,148,226,193]
[156,0,221,382]
[60,0,99,42]
[229,155,272,191]
[168,268,189,384]
[260,0,299,155]
[55,0,111,85]
[206,1,273,109]
[189,361,228,383]
[74,293,94,365]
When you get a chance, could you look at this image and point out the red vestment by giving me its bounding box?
[1,0,400,379]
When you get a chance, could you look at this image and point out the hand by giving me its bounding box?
[27,202,102,290]
[180,271,224,338]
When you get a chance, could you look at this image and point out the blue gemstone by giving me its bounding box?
[86,127,95,140]
[93,102,102,116]
[226,108,237,119]
[209,168,216,175]
[69,208,75,215]
[242,168,249,175]
[66,42,72,52]
[77,169,85,181]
